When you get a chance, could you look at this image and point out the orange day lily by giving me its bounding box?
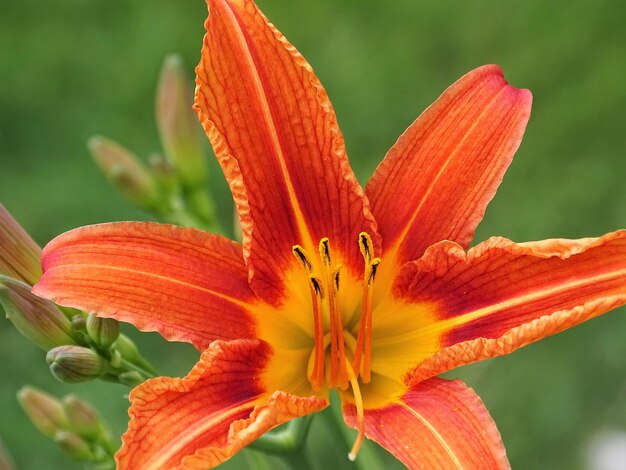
[33,0,626,468]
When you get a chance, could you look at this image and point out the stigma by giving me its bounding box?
[292,232,380,459]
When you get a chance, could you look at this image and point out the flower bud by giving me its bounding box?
[1,277,76,351]
[47,346,106,383]
[156,54,207,189]
[62,395,101,439]
[113,334,141,364]
[148,153,177,190]
[0,204,42,285]
[85,315,119,349]
[118,371,144,388]
[113,334,155,374]
[17,386,68,439]
[88,136,162,211]
[71,314,86,332]
[54,431,94,461]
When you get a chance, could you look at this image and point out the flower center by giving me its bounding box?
[292,232,380,459]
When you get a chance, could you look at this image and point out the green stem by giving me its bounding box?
[283,447,314,470]
[242,449,276,470]
[249,415,314,454]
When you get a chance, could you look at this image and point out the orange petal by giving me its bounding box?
[34,222,257,351]
[194,0,379,305]
[366,65,531,279]
[391,230,626,384]
[117,339,327,469]
[344,377,509,469]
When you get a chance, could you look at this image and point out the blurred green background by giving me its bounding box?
[1,0,625,468]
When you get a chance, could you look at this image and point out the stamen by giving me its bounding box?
[308,275,325,390]
[358,232,372,264]
[332,265,348,390]
[354,232,380,382]
[319,237,331,266]
[292,245,312,271]
[345,358,365,461]
[362,258,381,383]
[319,238,339,387]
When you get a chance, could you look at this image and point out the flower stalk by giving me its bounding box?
[89,55,222,234]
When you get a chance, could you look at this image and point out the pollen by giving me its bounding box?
[292,232,381,459]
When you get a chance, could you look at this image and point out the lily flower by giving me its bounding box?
[33,0,626,468]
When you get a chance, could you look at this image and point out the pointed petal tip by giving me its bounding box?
[473,63,533,95]
[368,63,534,269]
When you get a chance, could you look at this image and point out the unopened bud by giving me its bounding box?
[148,153,177,192]
[54,431,94,461]
[47,346,106,383]
[156,54,207,188]
[62,395,101,439]
[1,277,76,351]
[71,314,86,332]
[118,371,144,387]
[17,387,68,439]
[113,334,142,364]
[0,205,42,285]
[113,334,155,374]
[89,136,162,210]
[86,315,119,349]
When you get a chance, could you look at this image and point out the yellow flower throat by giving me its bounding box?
[291,232,380,459]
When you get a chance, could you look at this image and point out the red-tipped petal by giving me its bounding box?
[117,339,326,469]
[367,65,531,279]
[34,222,257,351]
[195,0,379,304]
[390,230,626,383]
[344,377,508,469]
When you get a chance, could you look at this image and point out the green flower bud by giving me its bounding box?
[1,277,76,351]
[0,204,42,285]
[17,387,69,439]
[62,395,101,440]
[113,334,142,364]
[54,431,94,461]
[148,153,178,194]
[85,315,119,349]
[47,346,106,383]
[156,54,208,189]
[113,334,155,374]
[71,314,86,332]
[88,136,162,211]
[118,371,144,388]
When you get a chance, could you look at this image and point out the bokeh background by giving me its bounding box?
[1,0,625,468]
